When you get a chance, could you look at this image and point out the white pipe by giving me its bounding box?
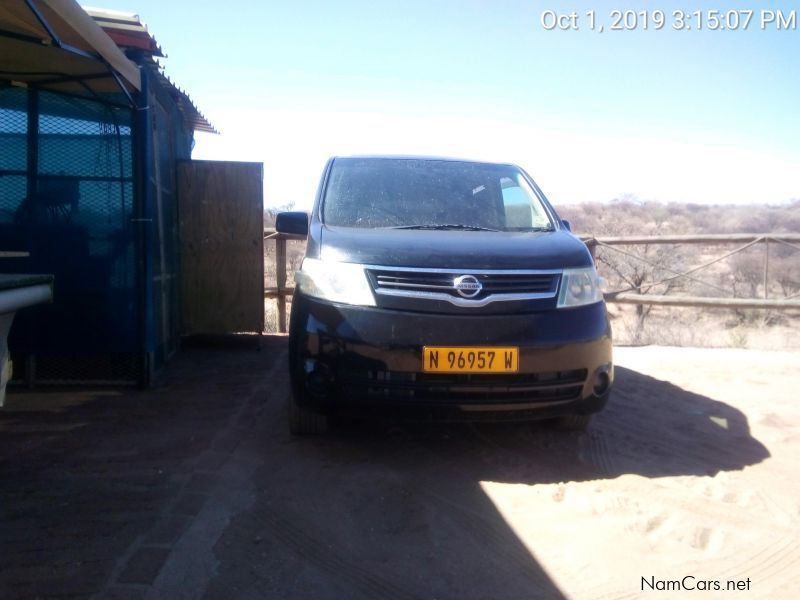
[0,284,53,315]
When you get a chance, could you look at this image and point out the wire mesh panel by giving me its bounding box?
[150,97,177,368]
[10,353,142,386]
[1,87,139,383]
[2,68,197,385]
[0,86,28,228]
[145,71,194,372]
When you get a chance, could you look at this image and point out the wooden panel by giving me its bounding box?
[178,160,264,334]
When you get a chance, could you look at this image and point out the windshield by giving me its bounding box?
[322,158,554,231]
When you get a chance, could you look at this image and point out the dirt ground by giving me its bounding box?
[0,339,798,599]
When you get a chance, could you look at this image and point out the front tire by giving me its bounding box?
[288,393,328,435]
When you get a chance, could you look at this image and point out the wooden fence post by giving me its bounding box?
[586,239,597,261]
[764,238,769,299]
[275,236,287,333]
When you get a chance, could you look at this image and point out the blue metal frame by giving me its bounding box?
[133,65,155,385]
[2,51,192,386]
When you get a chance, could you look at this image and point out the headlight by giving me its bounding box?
[295,257,376,306]
[557,267,604,308]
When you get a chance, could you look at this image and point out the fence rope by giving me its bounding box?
[595,239,763,296]
[770,237,800,254]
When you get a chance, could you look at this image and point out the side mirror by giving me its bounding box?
[276,211,309,236]
[561,219,572,232]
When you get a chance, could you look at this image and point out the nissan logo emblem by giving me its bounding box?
[453,275,482,298]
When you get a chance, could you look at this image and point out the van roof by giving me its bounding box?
[334,155,516,167]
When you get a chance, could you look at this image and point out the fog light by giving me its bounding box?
[592,370,610,396]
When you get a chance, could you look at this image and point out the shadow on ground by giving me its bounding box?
[0,340,770,598]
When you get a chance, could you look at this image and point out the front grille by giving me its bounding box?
[339,369,587,405]
[367,268,559,302]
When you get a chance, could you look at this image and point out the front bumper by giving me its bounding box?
[288,294,613,420]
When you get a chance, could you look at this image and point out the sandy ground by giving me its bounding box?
[476,346,800,599]
[203,345,799,599]
[1,341,798,598]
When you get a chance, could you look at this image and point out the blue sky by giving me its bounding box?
[90,0,800,207]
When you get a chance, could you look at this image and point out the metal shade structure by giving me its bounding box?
[84,6,216,133]
[0,0,140,100]
[1,2,214,386]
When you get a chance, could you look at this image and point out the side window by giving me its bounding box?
[501,176,549,229]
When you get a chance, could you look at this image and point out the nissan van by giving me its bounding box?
[276,156,612,434]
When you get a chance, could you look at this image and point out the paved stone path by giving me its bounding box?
[0,337,279,598]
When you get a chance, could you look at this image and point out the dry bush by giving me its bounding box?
[558,197,800,348]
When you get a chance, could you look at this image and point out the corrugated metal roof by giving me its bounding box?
[82,6,164,56]
[84,6,216,134]
[152,68,218,134]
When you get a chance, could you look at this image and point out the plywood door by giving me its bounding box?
[178,160,264,335]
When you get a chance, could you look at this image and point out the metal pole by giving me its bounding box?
[764,238,769,299]
[134,66,154,386]
[276,236,287,333]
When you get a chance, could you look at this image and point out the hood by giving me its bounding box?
[318,226,593,270]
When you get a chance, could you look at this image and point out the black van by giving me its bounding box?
[276,156,612,434]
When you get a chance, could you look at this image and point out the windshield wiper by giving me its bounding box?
[387,224,501,232]
[512,226,555,232]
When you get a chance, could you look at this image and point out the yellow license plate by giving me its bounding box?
[422,347,519,373]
